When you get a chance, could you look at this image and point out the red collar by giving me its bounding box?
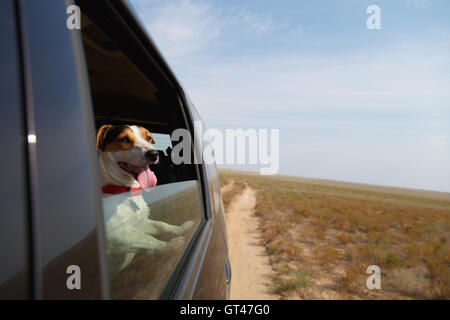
[102,185,142,195]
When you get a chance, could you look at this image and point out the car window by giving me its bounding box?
[103,181,201,299]
[80,13,204,299]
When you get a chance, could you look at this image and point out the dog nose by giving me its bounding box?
[145,149,159,162]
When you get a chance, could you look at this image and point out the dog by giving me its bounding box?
[97,124,194,275]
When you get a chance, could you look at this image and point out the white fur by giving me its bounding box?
[98,125,158,188]
[103,192,193,276]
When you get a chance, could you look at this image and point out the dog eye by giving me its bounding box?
[118,137,131,144]
[146,135,152,142]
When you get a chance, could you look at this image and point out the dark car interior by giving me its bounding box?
[80,12,196,185]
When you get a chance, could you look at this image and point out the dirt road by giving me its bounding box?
[224,184,279,300]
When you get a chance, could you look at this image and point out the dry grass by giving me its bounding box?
[219,169,450,300]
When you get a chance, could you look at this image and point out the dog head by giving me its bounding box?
[97,124,158,188]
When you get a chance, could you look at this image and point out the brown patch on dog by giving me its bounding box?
[104,127,136,152]
[97,125,137,152]
[139,126,155,144]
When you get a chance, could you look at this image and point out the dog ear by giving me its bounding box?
[97,125,112,151]
[149,134,156,144]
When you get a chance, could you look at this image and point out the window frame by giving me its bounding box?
[77,0,215,299]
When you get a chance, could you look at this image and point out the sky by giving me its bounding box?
[129,0,450,192]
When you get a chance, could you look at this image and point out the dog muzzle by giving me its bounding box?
[102,168,157,195]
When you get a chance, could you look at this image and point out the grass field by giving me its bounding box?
[219,169,450,299]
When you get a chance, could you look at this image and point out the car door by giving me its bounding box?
[17,0,108,299]
[0,0,31,300]
[185,102,231,299]
[12,0,229,299]
[74,0,229,299]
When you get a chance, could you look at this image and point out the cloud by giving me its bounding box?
[130,0,291,59]
[131,0,221,58]
[237,11,290,38]
[180,46,450,124]
[406,0,432,8]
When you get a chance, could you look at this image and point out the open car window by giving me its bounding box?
[80,11,204,299]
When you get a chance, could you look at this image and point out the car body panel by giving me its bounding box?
[0,0,230,300]
[18,0,108,299]
[0,0,31,300]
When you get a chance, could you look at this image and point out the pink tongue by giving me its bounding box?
[136,165,157,189]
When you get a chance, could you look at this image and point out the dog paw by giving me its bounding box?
[180,220,195,233]
[168,236,186,251]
